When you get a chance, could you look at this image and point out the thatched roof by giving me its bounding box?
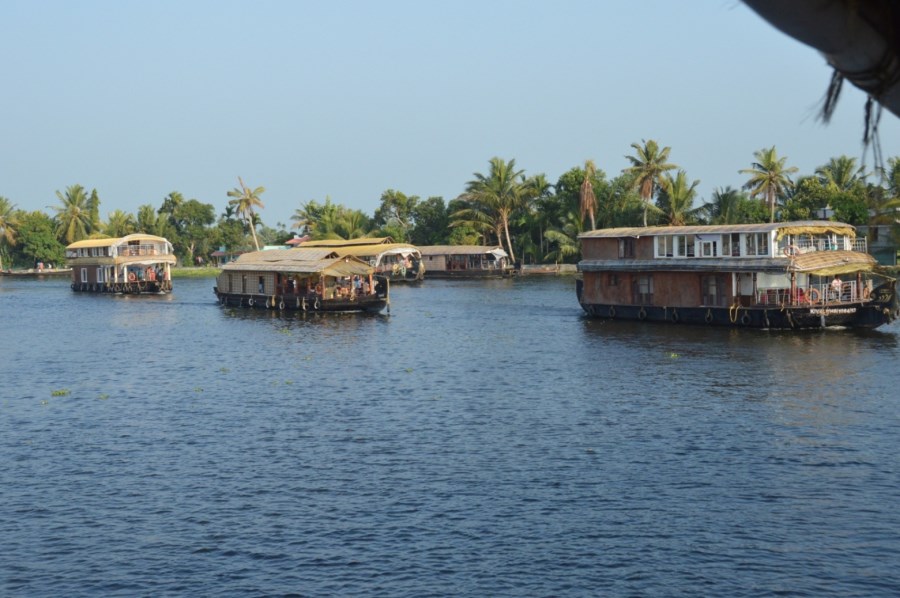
[787,250,877,275]
[300,237,394,248]
[222,247,374,277]
[418,245,509,258]
[745,0,900,119]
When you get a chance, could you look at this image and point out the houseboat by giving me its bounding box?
[418,245,514,278]
[214,247,389,313]
[65,234,176,294]
[299,237,424,282]
[577,221,899,329]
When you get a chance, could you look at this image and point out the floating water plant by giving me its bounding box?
[51,389,71,397]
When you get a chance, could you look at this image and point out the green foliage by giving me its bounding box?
[14,211,65,266]
[52,184,94,244]
[410,197,450,245]
[740,146,798,223]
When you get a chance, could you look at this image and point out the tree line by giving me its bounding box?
[2,142,900,270]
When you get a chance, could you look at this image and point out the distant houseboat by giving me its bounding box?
[65,234,176,294]
[418,245,514,278]
[299,237,424,282]
[577,221,899,329]
[214,247,389,313]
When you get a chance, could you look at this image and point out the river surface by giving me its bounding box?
[2,274,900,597]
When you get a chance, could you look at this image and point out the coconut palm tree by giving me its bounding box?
[104,209,137,237]
[454,157,525,263]
[52,184,93,244]
[657,170,701,226]
[624,139,677,227]
[580,160,598,231]
[740,146,799,223]
[227,177,265,251]
[0,196,19,270]
[701,186,748,224]
[816,155,866,192]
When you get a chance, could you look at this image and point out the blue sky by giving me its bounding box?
[2,0,898,229]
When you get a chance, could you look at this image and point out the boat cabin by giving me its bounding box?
[299,237,424,282]
[418,245,513,278]
[65,234,176,293]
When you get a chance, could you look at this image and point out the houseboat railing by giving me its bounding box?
[787,238,867,254]
[756,281,864,306]
[114,243,167,257]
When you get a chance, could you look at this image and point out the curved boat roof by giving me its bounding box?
[222,247,374,277]
[418,245,508,258]
[66,233,173,249]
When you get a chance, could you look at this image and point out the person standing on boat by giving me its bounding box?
[831,276,842,300]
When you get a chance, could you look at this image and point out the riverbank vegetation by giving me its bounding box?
[2,144,899,270]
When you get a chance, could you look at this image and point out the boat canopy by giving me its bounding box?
[300,237,394,248]
[787,250,876,276]
[66,233,174,250]
[419,245,508,259]
[222,248,374,277]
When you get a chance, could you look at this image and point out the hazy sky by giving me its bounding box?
[3,0,898,228]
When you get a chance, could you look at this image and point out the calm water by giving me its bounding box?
[2,274,900,597]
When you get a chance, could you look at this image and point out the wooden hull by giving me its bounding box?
[577,279,900,330]
[214,289,387,314]
[70,281,172,294]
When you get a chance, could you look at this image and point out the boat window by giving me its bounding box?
[633,275,653,305]
[608,273,619,287]
[744,233,769,256]
[97,267,104,283]
[677,235,696,257]
[701,240,717,257]
[657,236,674,257]
[618,238,635,258]
[80,268,88,283]
[702,275,724,306]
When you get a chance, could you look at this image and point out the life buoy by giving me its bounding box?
[808,288,820,303]
[302,297,308,312]
[248,297,254,307]
[638,306,647,321]
[741,312,751,326]
[783,245,801,257]
[314,297,320,310]
[279,300,285,310]
[128,272,136,282]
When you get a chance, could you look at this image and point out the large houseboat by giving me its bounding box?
[65,234,176,294]
[418,245,514,278]
[299,237,425,282]
[214,247,389,313]
[577,221,899,329]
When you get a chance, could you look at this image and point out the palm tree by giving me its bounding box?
[580,160,598,231]
[544,210,584,263]
[52,184,93,244]
[816,155,865,192]
[740,146,799,223]
[104,210,137,237]
[657,170,700,226]
[454,157,525,263]
[702,186,747,224]
[0,196,19,270]
[227,177,265,251]
[624,139,677,226]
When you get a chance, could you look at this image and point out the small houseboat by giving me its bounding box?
[65,234,176,294]
[577,221,899,329]
[214,247,389,313]
[299,237,424,282]
[418,245,514,278]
